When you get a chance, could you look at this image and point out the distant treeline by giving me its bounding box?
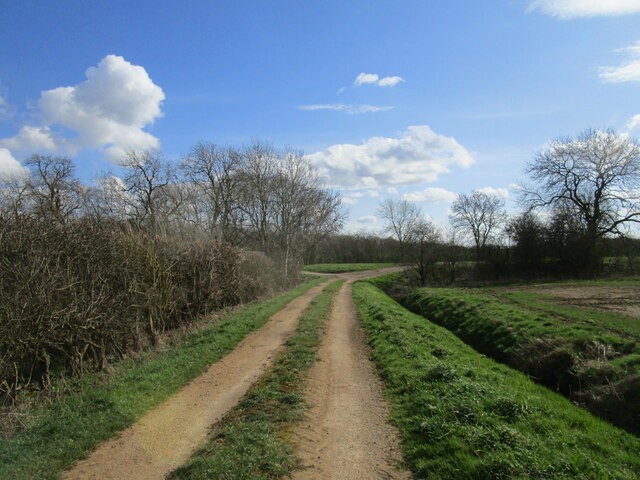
[0,140,344,399]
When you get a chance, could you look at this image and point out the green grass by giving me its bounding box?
[170,279,343,480]
[498,290,640,338]
[303,262,395,273]
[0,276,325,480]
[400,285,640,434]
[354,280,640,479]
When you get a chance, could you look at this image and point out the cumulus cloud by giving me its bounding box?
[600,41,640,83]
[528,0,640,18]
[628,114,640,131]
[0,147,28,179]
[297,103,394,114]
[306,125,474,189]
[1,125,59,152]
[403,187,458,203]
[353,72,405,87]
[0,54,165,163]
[354,73,379,85]
[476,186,509,198]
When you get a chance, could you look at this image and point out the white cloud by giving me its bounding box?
[0,97,11,121]
[1,125,59,152]
[306,125,474,189]
[476,186,509,198]
[600,41,640,83]
[377,76,405,87]
[354,73,379,85]
[341,196,357,205]
[528,0,640,18]
[356,215,378,224]
[297,103,394,114]
[336,86,347,95]
[353,72,405,87]
[628,114,640,130]
[403,187,458,203]
[0,55,165,163]
[0,148,28,179]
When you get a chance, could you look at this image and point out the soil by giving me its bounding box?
[291,269,411,480]
[517,284,640,319]
[62,266,410,480]
[62,279,331,480]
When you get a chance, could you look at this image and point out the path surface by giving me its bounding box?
[63,280,331,480]
[292,269,411,480]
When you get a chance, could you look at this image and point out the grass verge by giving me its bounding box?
[400,285,640,435]
[169,279,343,480]
[303,262,395,273]
[0,276,325,480]
[354,280,640,479]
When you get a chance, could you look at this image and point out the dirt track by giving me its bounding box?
[63,267,409,480]
[63,280,331,480]
[292,270,410,479]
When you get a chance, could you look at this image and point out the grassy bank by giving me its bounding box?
[303,262,395,273]
[0,276,325,480]
[170,279,343,480]
[354,280,640,479]
[402,285,640,434]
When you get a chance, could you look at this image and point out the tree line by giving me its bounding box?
[0,140,344,399]
[310,129,640,284]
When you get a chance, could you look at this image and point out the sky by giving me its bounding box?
[1,0,640,232]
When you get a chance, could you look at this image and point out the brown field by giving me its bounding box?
[512,283,640,319]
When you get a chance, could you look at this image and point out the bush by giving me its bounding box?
[0,217,281,400]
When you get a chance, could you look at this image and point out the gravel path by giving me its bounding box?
[62,280,331,480]
[292,270,411,480]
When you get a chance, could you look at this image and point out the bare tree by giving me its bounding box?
[408,217,442,286]
[377,198,421,262]
[181,142,244,243]
[120,150,178,234]
[449,190,506,263]
[237,140,278,253]
[0,176,30,219]
[521,129,640,271]
[24,154,84,223]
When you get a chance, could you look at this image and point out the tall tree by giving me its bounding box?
[449,190,506,263]
[521,129,640,272]
[24,154,84,223]
[377,198,421,262]
[120,150,177,234]
[181,142,244,243]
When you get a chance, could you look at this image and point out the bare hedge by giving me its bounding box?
[0,217,276,400]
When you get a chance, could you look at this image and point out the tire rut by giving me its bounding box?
[62,279,332,480]
[292,269,411,480]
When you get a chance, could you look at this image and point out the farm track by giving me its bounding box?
[292,269,411,480]
[62,279,332,480]
[63,266,408,480]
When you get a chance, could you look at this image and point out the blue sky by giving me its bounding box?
[1,0,640,231]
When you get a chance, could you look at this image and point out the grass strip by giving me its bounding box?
[303,262,395,273]
[401,285,640,434]
[354,280,640,479]
[0,276,325,480]
[169,279,344,480]
[498,290,640,338]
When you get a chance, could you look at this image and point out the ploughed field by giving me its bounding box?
[398,277,640,436]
